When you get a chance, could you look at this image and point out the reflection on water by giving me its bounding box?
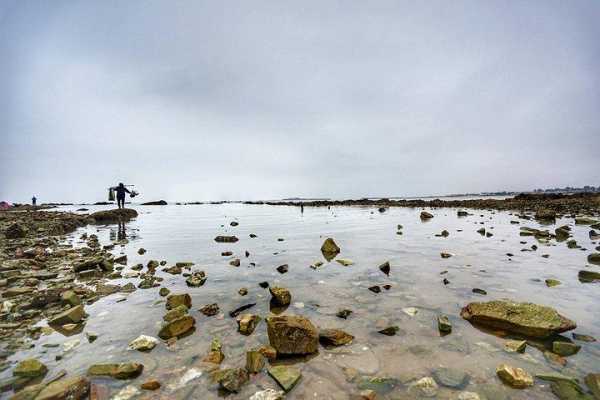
[4,204,600,399]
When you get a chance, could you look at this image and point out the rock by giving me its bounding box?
[504,339,527,353]
[420,211,434,220]
[128,335,158,351]
[337,309,352,319]
[49,305,85,326]
[460,300,576,338]
[546,279,562,287]
[266,315,318,355]
[437,315,452,333]
[230,259,241,267]
[551,380,594,400]
[158,315,195,339]
[139,200,167,206]
[276,264,288,274]
[199,303,219,316]
[203,338,225,364]
[409,377,438,397]
[579,270,600,283]
[166,293,191,310]
[368,286,381,294]
[238,287,248,296]
[496,364,533,388]
[137,248,146,255]
[544,350,567,367]
[5,223,27,239]
[336,259,353,266]
[552,341,581,356]
[378,261,390,276]
[584,373,600,400]
[378,326,399,336]
[246,350,265,373]
[249,389,284,400]
[18,375,90,400]
[321,238,340,261]
[457,392,480,400]
[213,368,248,393]
[3,287,34,298]
[432,367,469,389]
[88,363,143,379]
[319,329,354,346]
[90,208,138,223]
[141,380,160,390]
[13,359,48,378]
[268,365,301,392]
[576,217,599,225]
[61,290,81,306]
[237,314,261,335]
[185,271,206,287]
[536,372,580,386]
[573,333,596,342]
[440,252,452,258]
[269,287,291,306]
[588,253,600,265]
[360,389,377,400]
[258,345,277,361]
[535,209,556,221]
[214,236,238,243]
[457,210,469,216]
[159,287,170,297]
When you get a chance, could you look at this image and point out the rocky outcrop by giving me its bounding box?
[90,208,138,224]
[461,300,576,338]
[266,315,318,355]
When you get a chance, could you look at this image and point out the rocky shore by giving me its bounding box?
[247,192,600,215]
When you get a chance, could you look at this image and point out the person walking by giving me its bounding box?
[111,183,131,209]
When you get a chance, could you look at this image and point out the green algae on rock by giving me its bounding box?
[460,300,576,338]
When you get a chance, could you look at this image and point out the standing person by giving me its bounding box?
[32,196,37,206]
[111,183,131,209]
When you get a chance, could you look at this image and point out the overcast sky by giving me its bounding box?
[1,1,599,203]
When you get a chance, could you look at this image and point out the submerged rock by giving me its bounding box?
[460,300,576,338]
[552,341,581,356]
[185,271,206,287]
[199,303,220,316]
[432,367,469,389]
[579,270,600,283]
[213,368,248,393]
[496,364,533,388]
[158,315,195,339]
[249,389,284,400]
[409,377,438,397]
[266,315,318,355]
[550,380,594,400]
[88,363,143,379]
[318,329,354,346]
[49,305,85,326]
[584,373,600,399]
[268,365,301,392]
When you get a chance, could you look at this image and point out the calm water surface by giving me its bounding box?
[3,204,599,399]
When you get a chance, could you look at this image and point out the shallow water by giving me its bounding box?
[3,204,599,399]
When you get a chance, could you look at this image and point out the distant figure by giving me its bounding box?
[32,196,37,206]
[300,204,304,214]
[111,183,131,209]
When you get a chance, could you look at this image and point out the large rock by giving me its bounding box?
[585,373,600,399]
[13,359,48,378]
[496,364,533,388]
[460,300,576,338]
[320,238,340,261]
[49,305,85,326]
[11,375,90,400]
[266,315,318,355]
[166,293,191,310]
[588,253,600,266]
[90,208,138,224]
[269,287,291,306]
[88,363,143,379]
[158,315,195,339]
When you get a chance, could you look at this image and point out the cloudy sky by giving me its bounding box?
[1,1,599,203]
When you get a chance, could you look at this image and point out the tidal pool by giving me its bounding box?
[3,203,599,399]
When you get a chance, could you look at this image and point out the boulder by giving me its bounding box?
[266,315,318,355]
[164,304,188,322]
[88,363,143,379]
[460,300,576,338]
[158,315,195,339]
[90,208,138,224]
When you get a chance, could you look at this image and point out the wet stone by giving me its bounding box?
[269,286,291,306]
[199,303,220,316]
[88,363,144,379]
[496,364,533,388]
[266,315,318,355]
[268,365,301,393]
[246,349,265,373]
[553,341,581,356]
[432,367,469,389]
[504,339,527,353]
[437,315,452,333]
[319,328,354,346]
[166,293,191,310]
[214,368,248,393]
[237,314,261,335]
[158,315,195,339]
[13,359,48,378]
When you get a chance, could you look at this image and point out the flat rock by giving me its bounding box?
[496,364,533,388]
[158,315,195,339]
[128,335,158,351]
[90,208,138,223]
[460,300,576,338]
[88,363,143,379]
[13,359,48,378]
[319,329,354,346]
[49,305,85,326]
[432,367,469,389]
